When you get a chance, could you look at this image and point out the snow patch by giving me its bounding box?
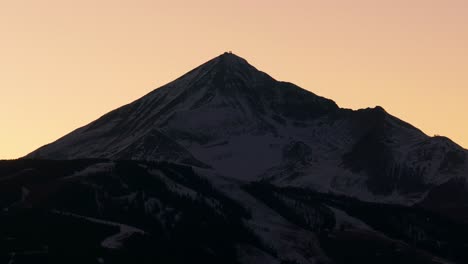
[51,210,145,249]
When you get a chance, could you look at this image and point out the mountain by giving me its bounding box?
[27,53,337,164]
[26,52,468,204]
[6,52,468,263]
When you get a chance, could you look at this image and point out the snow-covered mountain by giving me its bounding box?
[27,52,467,204]
[6,53,468,263]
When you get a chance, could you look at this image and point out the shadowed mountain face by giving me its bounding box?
[13,53,468,263]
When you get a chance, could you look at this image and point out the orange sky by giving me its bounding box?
[1,0,467,159]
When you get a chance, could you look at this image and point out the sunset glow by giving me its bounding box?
[1,0,467,159]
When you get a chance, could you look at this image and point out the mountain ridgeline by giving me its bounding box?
[3,53,467,263]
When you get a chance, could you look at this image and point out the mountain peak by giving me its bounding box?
[219,51,246,61]
[213,52,255,74]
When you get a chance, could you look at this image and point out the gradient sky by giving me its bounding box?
[1,0,467,159]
